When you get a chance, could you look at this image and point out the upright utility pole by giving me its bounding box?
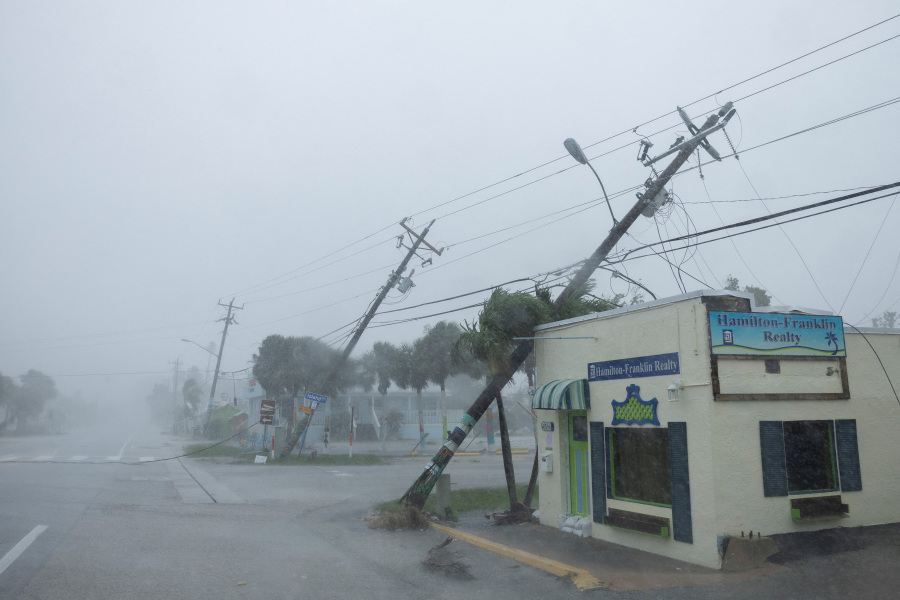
[203,298,242,434]
[170,358,181,433]
[280,220,439,457]
[403,103,736,508]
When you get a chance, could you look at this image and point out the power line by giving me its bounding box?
[612,188,900,265]
[213,16,900,303]
[838,193,899,314]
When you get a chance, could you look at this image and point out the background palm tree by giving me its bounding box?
[419,321,462,441]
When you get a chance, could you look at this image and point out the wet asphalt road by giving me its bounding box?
[3,422,899,599]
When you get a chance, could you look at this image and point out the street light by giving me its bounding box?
[181,338,217,357]
[181,338,217,385]
[564,137,617,225]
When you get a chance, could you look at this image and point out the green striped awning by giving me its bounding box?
[532,379,591,410]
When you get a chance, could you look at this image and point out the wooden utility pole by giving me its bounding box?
[203,298,242,434]
[403,103,736,508]
[279,220,438,457]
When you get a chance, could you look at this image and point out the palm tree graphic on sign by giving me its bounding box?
[825,332,838,355]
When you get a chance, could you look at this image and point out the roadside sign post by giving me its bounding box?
[259,399,276,454]
[295,392,328,457]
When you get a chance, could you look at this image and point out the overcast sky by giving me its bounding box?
[2,1,899,403]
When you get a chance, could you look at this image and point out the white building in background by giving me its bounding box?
[532,290,900,569]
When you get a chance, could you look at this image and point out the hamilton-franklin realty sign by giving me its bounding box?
[709,311,845,357]
[588,352,680,382]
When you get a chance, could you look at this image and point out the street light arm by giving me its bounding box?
[181,338,218,357]
[585,160,617,225]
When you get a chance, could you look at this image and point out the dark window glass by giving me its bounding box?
[609,428,671,506]
[783,420,837,493]
[572,415,588,442]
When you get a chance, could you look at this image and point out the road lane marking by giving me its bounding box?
[0,456,20,462]
[106,456,119,461]
[116,431,137,461]
[33,456,54,461]
[70,456,88,461]
[0,525,48,577]
[430,523,606,591]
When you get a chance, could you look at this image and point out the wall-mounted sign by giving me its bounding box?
[541,421,554,432]
[611,384,660,426]
[709,311,845,357]
[588,353,679,382]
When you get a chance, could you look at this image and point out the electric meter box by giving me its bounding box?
[539,453,553,473]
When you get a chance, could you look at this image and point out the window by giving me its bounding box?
[760,419,859,497]
[608,428,672,506]
[783,420,838,493]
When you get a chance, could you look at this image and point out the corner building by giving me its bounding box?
[533,290,900,569]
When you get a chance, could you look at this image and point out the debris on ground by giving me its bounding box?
[365,505,434,530]
[487,502,537,526]
[421,537,472,579]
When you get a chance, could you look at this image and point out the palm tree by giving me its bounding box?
[253,334,357,453]
[393,340,430,451]
[182,378,204,417]
[454,289,552,511]
[419,321,462,440]
[361,341,399,443]
[404,281,620,510]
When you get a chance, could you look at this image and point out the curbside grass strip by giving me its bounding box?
[430,523,606,591]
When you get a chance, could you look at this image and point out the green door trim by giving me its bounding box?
[569,411,590,516]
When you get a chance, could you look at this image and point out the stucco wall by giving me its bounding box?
[534,292,900,570]
[710,330,900,538]
[536,297,723,569]
[716,356,844,395]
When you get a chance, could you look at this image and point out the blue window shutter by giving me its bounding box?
[668,422,693,544]
[589,422,606,524]
[759,421,788,497]
[835,419,862,492]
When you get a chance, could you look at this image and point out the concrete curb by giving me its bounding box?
[430,523,606,591]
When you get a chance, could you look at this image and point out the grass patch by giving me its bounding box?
[181,444,388,466]
[374,484,538,515]
[182,443,245,458]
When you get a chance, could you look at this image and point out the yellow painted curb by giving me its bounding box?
[495,449,530,454]
[431,523,605,591]
[455,451,482,456]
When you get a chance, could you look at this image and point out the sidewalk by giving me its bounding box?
[442,516,900,596]
[443,515,785,593]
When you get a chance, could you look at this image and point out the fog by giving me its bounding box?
[2,1,899,410]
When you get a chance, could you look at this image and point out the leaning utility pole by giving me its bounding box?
[203,298,242,434]
[279,220,440,457]
[402,102,736,508]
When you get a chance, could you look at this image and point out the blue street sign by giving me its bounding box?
[304,392,328,404]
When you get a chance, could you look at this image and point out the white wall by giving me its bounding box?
[710,329,900,538]
[535,292,900,570]
[536,296,723,569]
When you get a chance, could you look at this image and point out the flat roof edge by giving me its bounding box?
[535,289,754,331]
